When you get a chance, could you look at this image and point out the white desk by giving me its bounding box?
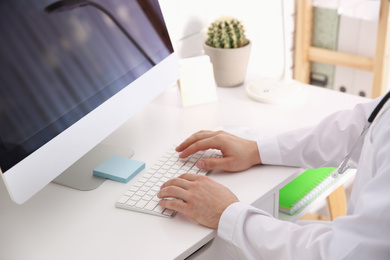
[0,82,367,259]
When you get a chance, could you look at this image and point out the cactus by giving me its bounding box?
[206,16,249,49]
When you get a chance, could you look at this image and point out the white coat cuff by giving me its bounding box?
[217,202,250,258]
[218,202,245,242]
[218,202,271,253]
[257,136,283,165]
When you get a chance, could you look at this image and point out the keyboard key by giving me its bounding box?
[163,209,175,216]
[117,196,129,204]
[153,205,165,214]
[145,200,159,211]
[126,200,137,206]
[124,191,135,197]
[129,186,139,192]
[135,200,148,208]
[131,195,141,201]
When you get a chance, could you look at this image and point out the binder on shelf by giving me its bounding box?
[279,167,336,215]
[333,1,380,98]
[333,15,360,95]
[352,19,377,97]
[310,7,340,89]
[333,17,378,98]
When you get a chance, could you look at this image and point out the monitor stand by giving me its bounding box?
[52,143,133,191]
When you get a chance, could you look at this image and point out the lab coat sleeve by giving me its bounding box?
[218,202,334,260]
[257,98,379,169]
[218,103,390,259]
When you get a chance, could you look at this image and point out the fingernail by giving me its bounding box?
[198,160,205,169]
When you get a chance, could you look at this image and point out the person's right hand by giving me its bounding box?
[176,130,262,172]
[158,173,239,229]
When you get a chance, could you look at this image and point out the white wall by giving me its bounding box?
[159,0,296,81]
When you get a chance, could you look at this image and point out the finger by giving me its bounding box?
[159,176,192,191]
[176,130,218,153]
[197,157,235,171]
[158,197,187,213]
[160,174,204,192]
[177,173,205,181]
[178,136,225,158]
[158,185,189,202]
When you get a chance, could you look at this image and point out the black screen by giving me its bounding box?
[0,0,173,172]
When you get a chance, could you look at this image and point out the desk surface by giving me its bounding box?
[0,82,367,259]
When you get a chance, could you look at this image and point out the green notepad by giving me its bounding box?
[279,168,335,215]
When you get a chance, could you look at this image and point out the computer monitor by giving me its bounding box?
[0,0,179,204]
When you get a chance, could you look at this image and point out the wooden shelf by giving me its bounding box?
[294,0,390,98]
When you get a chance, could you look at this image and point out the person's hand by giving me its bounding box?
[157,173,239,229]
[176,130,262,172]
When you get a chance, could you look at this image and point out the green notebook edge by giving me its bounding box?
[279,167,335,215]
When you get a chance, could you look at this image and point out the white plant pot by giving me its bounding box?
[204,41,251,88]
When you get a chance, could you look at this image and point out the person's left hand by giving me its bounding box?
[157,173,239,229]
[176,130,261,172]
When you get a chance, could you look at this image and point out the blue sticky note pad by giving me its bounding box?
[93,155,145,183]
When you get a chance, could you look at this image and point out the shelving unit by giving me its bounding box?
[294,0,390,98]
[291,0,389,222]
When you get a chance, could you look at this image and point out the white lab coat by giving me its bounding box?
[218,96,390,259]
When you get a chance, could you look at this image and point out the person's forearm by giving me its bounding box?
[258,99,378,168]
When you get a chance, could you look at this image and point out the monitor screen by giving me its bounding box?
[0,0,179,204]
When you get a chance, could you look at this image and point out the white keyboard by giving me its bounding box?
[115,147,222,218]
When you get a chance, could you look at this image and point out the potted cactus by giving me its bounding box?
[204,16,251,87]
